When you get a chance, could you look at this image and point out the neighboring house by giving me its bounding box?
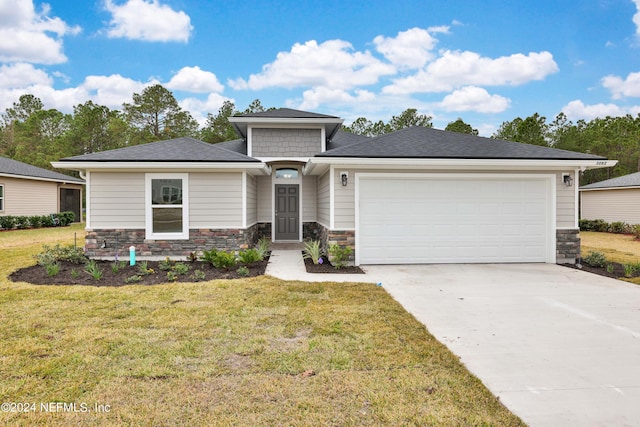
[0,156,84,221]
[580,172,640,224]
[52,108,616,265]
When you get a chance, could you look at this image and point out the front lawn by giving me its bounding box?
[0,227,523,426]
[580,231,640,284]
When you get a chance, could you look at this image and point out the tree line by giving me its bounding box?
[1,83,638,185]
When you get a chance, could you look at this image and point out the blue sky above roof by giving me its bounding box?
[1,0,640,136]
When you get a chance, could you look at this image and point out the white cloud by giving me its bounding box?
[633,0,640,37]
[561,100,628,121]
[104,0,192,42]
[373,27,442,69]
[81,74,151,108]
[179,93,233,125]
[166,66,224,93]
[383,50,559,94]
[602,72,640,99]
[229,39,395,91]
[0,0,80,64]
[0,63,51,89]
[439,86,510,113]
[298,88,376,110]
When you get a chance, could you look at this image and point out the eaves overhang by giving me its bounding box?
[303,157,618,175]
[51,161,272,176]
[0,172,84,185]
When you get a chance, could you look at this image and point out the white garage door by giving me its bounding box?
[357,174,553,264]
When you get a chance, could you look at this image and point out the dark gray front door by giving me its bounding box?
[275,184,299,240]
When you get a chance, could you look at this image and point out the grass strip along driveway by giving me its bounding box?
[0,226,522,426]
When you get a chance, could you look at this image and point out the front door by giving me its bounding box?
[275,184,299,240]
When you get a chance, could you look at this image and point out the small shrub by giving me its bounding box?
[211,250,237,270]
[238,248,261,264]
[173,262,190,275]
[256,237,270,260]
[191,269,206,281]
[125,275,142,284]
[159,257,175,271]
[303,240,324,265]
[610,221,629,234]
[187,251,199,263]
[111,261,126,274]
[166,271,178,282]
[200,248,218,265]
[14,216,29,229]
[28,216,42,228]
[45,262,60,277]
[84,260,103,280]
[583,251,607,268]
[606,264,615,274]
[624,264,637,278]
[579,219,609,232]
[0,215,15,230]
[328,243,352,269]
[138,261,154,276]
[34,244,86,266]
[236,266,250,277]
[633,225,640,240]
[41,215,54,227]
[57,211,75,226]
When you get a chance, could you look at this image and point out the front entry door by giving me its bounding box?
[275,184,299,240]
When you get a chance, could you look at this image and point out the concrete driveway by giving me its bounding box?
[364,263,640,426]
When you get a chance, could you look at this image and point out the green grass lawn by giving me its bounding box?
[0,226,523,426]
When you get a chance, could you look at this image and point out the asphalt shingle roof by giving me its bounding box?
[318,126,607,160]
[580,172,640,190]
[236,108,339,119]
[60,137,260,162]
[327,130,371,151]
[214,139,247,155]
[0,156,83,183]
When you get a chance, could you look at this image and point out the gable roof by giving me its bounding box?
[580,171,640,190]
[59,137,260,163]
[327,130,371,151]
[317,126,607,160]
[0,156,83,183]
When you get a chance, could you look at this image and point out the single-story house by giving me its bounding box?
[0,156,84,221]
[580,172,640,224]
[52,108,616,265]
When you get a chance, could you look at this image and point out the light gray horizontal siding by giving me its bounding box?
[317,171,330,226]
[257,176,272,222]
[581,188,640,224]
[90,172,145,228]
[190,172,242,227]
[0,177,58,216]
[302,175,317,222]
[246,174,257,226]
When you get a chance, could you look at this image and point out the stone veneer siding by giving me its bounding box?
[557,228,580,264]
[316,223,356,265]
[85,225,260,259]
[251,128,321,157]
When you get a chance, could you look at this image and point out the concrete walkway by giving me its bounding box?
[264,247,373,282]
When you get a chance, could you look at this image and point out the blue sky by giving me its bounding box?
[2,0,640,136]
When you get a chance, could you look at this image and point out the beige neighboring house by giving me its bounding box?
[0,156,84,221]
[580,172,640,224]
[53,108,616,265]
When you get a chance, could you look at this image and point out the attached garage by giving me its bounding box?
[356,174,555,264]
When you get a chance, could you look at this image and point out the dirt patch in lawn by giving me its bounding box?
[9,259,268,287]
[302,253,365,274]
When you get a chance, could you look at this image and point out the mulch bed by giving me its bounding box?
[562,260,640,280]
[303,254,365,274]
[9,259,269,287]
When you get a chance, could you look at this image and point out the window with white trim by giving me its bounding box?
[0,184,4,211]
[145,173,189,240]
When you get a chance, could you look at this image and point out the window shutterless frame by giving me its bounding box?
[145,173,189,240]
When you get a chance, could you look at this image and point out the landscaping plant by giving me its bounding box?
[328,243,352,269]
[303,240,324,264]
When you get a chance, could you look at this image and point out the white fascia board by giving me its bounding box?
[306,157,618,171]
[51,161,272,175]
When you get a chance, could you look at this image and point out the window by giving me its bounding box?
[275,168,299,179]
[145,174,188,240]
[0,184,3,211]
